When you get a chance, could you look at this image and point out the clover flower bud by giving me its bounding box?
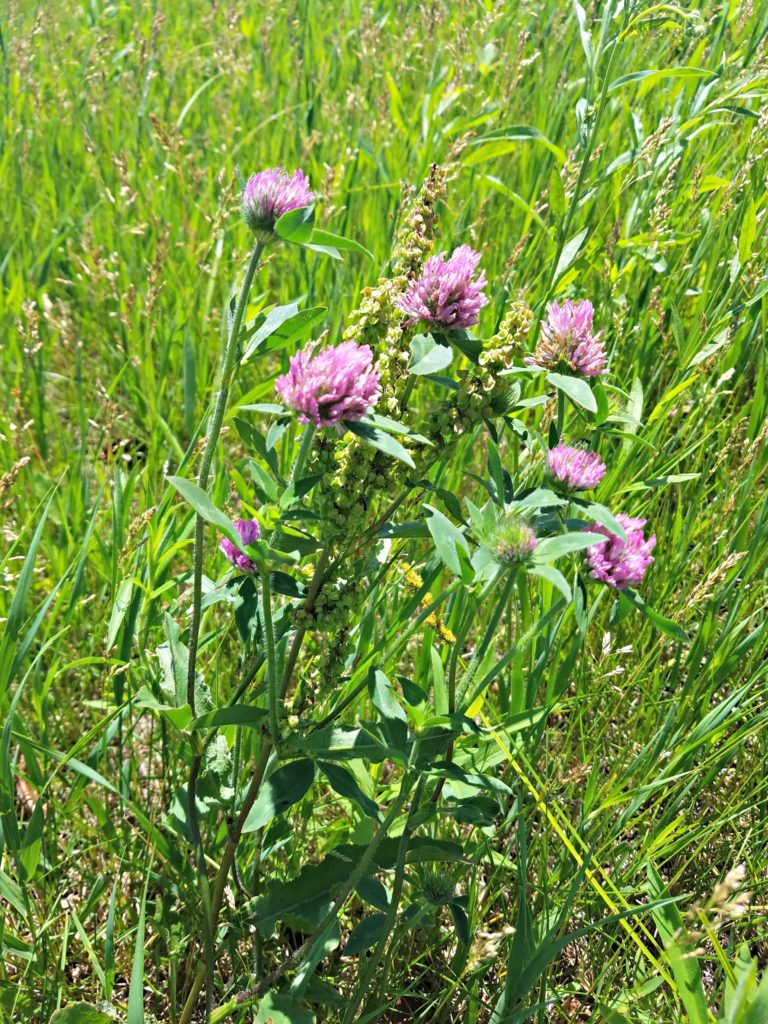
[220,518,261,573]
[421,870,456,906]
[242,167,313,240]
[492,514,537,566]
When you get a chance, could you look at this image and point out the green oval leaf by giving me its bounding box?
[409,334,454,376]
[242,304,327,362]
[167,476,239,543]
[554,227,589,280]
[308,228,373,260]
[533,531,606,561]
[424,504,470,577]
[546,371,598,413]
[274,204,316,243]
[345,913,388,955]
[344,419,415,468]
[242,759,315,833]
[318,761,381,821]
[49,1006,113,1024]
[254,992,316,1024]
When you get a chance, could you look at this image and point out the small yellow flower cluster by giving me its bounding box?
[400,563,456,645]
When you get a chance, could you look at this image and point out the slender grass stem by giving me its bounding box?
[260,567,281,754]
[186,240,264,711]
[342,775,426,1024]
[539,38,620,311]
[178,239,263,1024]
[455,571,517,707]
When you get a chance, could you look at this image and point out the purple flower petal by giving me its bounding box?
[530,299,607,377]
[220,518,261,573]
[242,167,314,238]
[397,245,489,330]
[547,443,607,491]
[587,514,656,590]
[275,341,381,429]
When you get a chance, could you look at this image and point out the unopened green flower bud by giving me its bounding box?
[421,870,456,906]
[492,513,537,566]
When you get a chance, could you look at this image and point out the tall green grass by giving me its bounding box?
[1,1,767,1021]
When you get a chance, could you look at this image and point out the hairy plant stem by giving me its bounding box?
[178,742,272,1024]
[178,240,263,1024]
[186,240,264,711]
[260,567,281,755]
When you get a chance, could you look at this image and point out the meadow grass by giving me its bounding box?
[1,1,768,1022]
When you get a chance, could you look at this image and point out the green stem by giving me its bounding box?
[343,775,426,1024]
[399,374,416,411]
[288,422,316,485]
[186,240,264,711]
[178,742,272,1024]
[455,571,517,708]
[555,388,565,439]
[279,547,331,702]
[260,567,281,755]
[432,596,473,806]
[223,781,414,1015]
[179,240,263,1024]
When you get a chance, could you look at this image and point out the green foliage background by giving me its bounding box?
[1,1,767,1021]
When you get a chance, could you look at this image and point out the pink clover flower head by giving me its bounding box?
[530,299,607,377]
[220,518,261,574]
[275,340,381,429]
[398,245,489,330]
[587,514,656,590]
[242,167,313,239]
[547,443,607,491]
[493,514,537,567]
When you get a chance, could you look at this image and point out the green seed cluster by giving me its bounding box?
[311,436,406,543]
[390,162,447,280]
[294,576,366,633]
[478,301,534,381]
[413,301,534,470]
[313,627,352,691]
[296,578,363,693]
[311,169,449,544]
